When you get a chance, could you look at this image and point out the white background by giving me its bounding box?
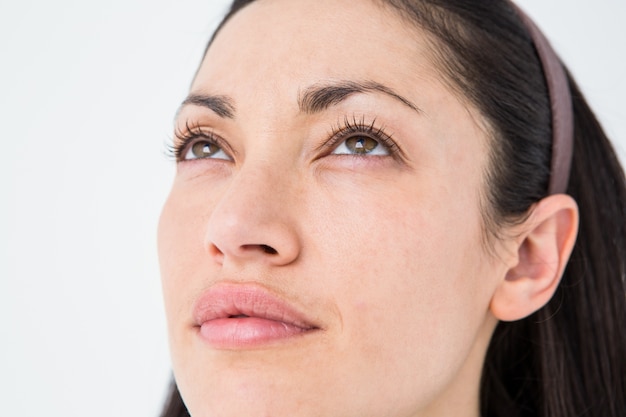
[0,1,624,416]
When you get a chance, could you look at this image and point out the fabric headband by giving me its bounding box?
[510,3,574,195]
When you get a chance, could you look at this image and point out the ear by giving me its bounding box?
[490,194,579,322]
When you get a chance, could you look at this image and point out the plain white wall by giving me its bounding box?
[0,1,624,416]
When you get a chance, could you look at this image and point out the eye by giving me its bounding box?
[331,135,389,156]
[325,116,399,159]
[170,121,232,162]
[185,140,229,160]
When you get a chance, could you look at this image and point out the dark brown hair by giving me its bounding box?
[161,1,626,416]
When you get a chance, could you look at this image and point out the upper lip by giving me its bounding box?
[192,282,320,330]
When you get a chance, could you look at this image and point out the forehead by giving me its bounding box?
[192,0,439,103]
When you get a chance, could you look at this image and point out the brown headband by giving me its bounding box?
[510,3,574,195]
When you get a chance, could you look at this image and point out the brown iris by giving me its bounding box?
[191,141,221,158]
[345,136,379,154]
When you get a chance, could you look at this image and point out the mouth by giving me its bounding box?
[192,283,321,349]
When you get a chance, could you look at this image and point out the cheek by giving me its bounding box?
[157,193,188,347]
[158,191,196,288]
[157,174,225,281]
[158,186,222,398]
[157,185,213,336]
[308,177,495,402]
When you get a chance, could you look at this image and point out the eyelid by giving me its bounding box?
[171,120,234,162]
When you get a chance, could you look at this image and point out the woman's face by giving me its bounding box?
[158,0,513,415]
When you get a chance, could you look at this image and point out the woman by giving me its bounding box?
[158,0,626,416]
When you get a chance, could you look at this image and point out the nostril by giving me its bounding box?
[260,244,278,255]
[240,243,279,255]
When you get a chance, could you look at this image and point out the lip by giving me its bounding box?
[192,282,320,349]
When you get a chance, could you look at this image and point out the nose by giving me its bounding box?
[204,164,301,267]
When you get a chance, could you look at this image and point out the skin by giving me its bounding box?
[158,0,577,415]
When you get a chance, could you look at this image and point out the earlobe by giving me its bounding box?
[490,194,579,322]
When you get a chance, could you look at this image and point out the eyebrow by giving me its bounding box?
[298,80,422,115]
[179,80,422,118]
[181,94,235,119]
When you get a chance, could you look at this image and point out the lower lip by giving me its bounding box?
[198,317,312,349]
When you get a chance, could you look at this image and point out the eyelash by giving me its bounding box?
[166,121,229,162]
[166,116,402,162]
[324,115,400,158]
